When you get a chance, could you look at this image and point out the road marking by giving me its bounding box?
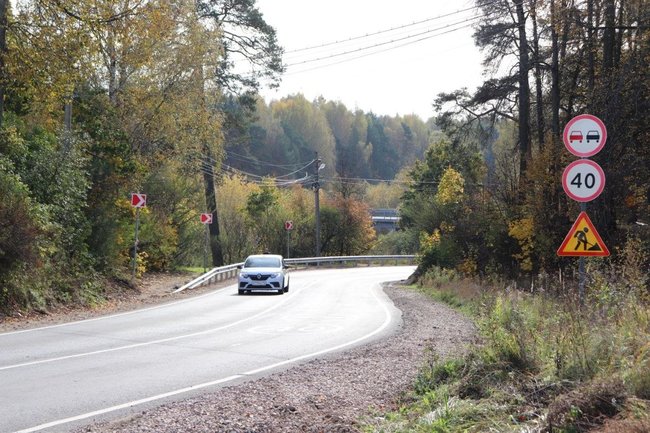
[248,324,344,335]
[14,282,395,433]
[14,374,245,433]
[0,287,304,371]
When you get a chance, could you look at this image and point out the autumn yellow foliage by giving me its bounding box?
[508,217,535,271]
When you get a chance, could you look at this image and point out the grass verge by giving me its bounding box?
[363,266,650,432]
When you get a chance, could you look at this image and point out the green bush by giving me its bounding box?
[371,230,418,255]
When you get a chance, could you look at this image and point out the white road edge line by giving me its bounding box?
[0,287,304,372]
[15,283,394,433]
[14,374,245,433]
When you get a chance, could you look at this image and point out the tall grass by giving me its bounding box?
[366,239,650,432]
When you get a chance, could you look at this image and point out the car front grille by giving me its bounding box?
[240,281,281,289]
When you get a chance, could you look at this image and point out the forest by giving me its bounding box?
[0,0,648,316]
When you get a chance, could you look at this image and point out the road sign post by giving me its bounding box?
[200,213,212,272]
[560,114,609,306]
[285,220,293,258]
[130,193,147,283]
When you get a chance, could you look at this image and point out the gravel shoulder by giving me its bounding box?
[1,273,477,432]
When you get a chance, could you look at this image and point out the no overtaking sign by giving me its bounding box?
[562,114,607,157]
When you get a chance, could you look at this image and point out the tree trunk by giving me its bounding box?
[0,0,7,128]
[531,1,545,149]
[595,0,618,235]
[615,0,624,67]
[587,0,595,101]
[550,0,560,137]
[548,0,565,224]
[108,25,118,106]
[202,148,224,266]
[603,0,616,71]
[514,0,531,178]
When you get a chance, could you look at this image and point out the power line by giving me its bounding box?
[284,18,483,76]
[192,153,316,187]
[284,13,486,69]
[225,150,313,169]
[283,4,483,55]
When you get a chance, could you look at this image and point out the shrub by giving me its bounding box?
[547,379,627,432]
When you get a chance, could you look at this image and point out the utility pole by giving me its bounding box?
[63,96,72,153]
[313,153,321,257]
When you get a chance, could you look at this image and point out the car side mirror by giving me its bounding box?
[237,265,242,269]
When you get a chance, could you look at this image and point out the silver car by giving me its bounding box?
[237,254,290,295]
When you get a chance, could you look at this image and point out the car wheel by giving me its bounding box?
[284,284,289,293]
[238,289,245,295]
[277,288,284,295]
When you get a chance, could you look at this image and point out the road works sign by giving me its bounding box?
[130,193,147,208]
[563,114,607,157]
[200,213,213,224]
[557,211,610,257]
[562,160,606,202]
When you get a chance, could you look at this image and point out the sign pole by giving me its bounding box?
[286,229,290,259]
[199,213,213,272]
[129,192,147,284]
[204,223,209,273]
[559,114,609,308]
[284,220,293,258]
[132,207,140,283]
[578,202,587,306]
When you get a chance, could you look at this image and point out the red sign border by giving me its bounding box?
[562,114,607,157]
[562,160,606,202]
[284,220,294,231]
[557,211,610,257]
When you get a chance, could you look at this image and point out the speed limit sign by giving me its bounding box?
[562,159,606,202]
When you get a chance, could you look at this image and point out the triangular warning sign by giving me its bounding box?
[557,211,610,257]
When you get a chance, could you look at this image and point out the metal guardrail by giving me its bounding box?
[285,255,415,266]
[173,255,416,293]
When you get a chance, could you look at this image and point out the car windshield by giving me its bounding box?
[244,257,281,268]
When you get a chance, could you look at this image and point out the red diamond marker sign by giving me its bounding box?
[130,193,147,208]
[200,213,213,224]
[285,220,293,231]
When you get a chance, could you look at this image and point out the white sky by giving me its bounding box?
[255,0,486,120]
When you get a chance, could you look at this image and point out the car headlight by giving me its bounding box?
[269,273,280,278]
[240,273,249,278]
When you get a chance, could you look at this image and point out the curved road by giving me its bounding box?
[0,266,414,433]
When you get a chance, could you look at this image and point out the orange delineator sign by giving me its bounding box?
[557,211,610,256]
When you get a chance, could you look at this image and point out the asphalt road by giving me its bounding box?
[0,266,414,433]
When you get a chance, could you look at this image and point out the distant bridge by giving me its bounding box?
[370,208,400,233]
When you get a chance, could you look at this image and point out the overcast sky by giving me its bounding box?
[254,0,486,120]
